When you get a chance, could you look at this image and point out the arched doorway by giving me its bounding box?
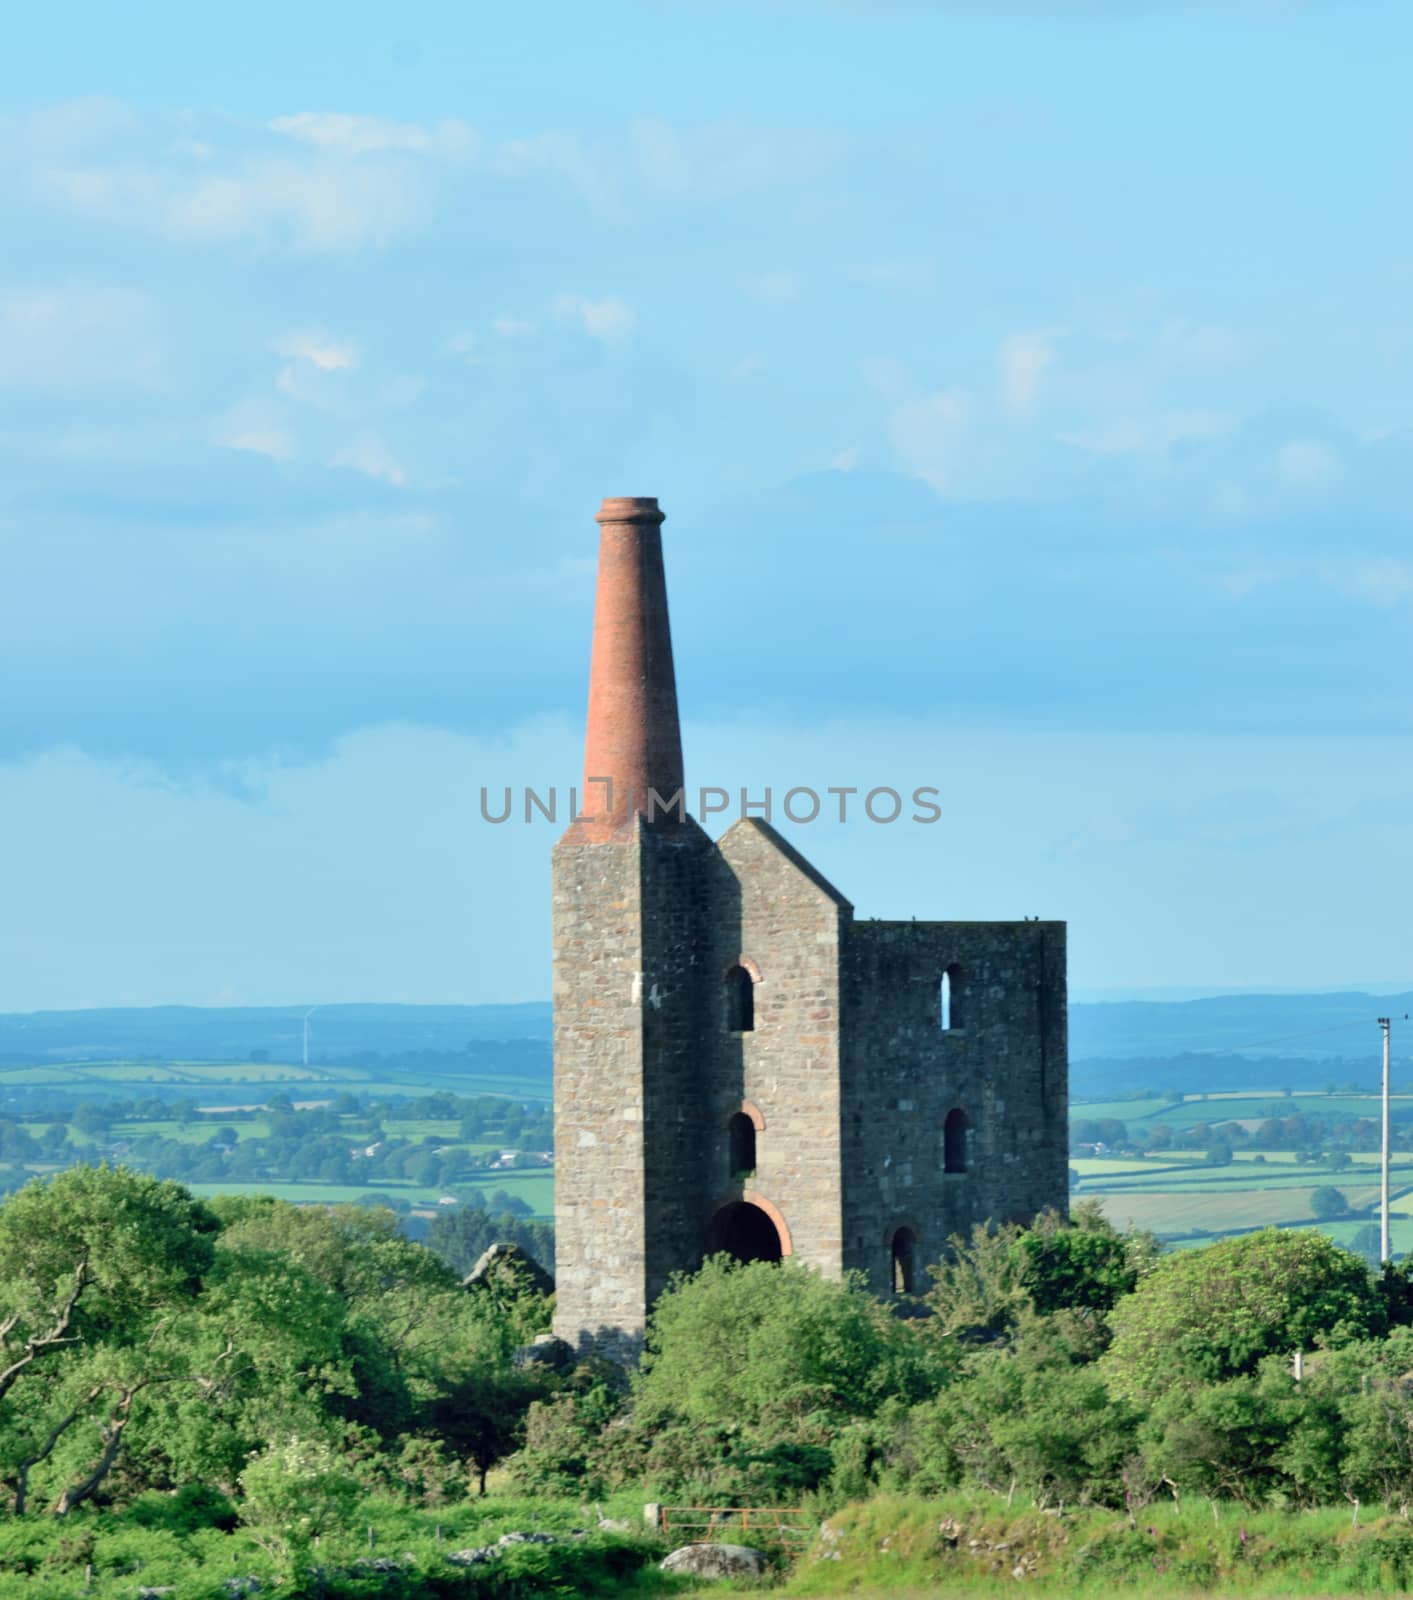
[706,1200,785,1264]
[727,1112,757,1181]
[891,1226,918,1295]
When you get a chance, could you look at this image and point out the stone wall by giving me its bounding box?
[550,834,650,1348]
[551,818,716,1350]
[552,820,1068,1347]
[703,818,853,1275]
[840,919,1069,1297]
[639,822,714,1313]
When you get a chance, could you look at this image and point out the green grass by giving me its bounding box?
[1094,1183,1394,1237]
[183,1166,555,1217]
[111,1116,271,1144]
[783,1492,1413,1597]
[184,1180,422,1205]
[0,1058,550,1102]
[1071,1096,1176,1120]
[1082,1167,1413,1195]
[1074,1092,1413,1131]
[1071,1158,1167,1177]
[0,1493,670,1600]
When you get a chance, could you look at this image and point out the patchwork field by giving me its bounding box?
[1071,1087,1413,1252]
[5,1081,1409,1251]
[183,1169,554,1216]
[0,1058,549,1102]
[1094,1183,1389,1235]
[1076,1091,1413,1130]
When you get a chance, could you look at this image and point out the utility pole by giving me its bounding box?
[1379,1016,1391,1265]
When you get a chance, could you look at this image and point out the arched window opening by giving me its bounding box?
[944,1108,969,1175]
[725,964,755,1032]
[728,1111,756,1181]
[891,1227,918,1295]
[940,965,964,1031]
[706,1200,785,1264]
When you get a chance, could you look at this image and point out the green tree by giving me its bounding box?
[0,1167,220,1514]
[636,1256,936,1434]
[1102,1228,1382,1401]
[1013,1204,1154,1316]
[924,1221,1032,1342]
[238,1435,359,1576]
[0,1166,215,1412]
[1142,1369,1298,1505]
[1311,1186,1350,1221]
[924,1352,1138,1505]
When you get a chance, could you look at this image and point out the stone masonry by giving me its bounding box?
[552,496,1069,1351]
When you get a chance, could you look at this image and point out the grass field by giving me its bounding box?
[1074,1090,1413,1129]
[10,1082,1412,1250]
[1094,1182,1389,1235]
[0,1058,550,1102]
[1068,1088,1413,1250]
[185,1167,554,1216]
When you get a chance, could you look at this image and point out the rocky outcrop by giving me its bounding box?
[660,1544,768,1579]
[514,1331,576,1372]
[462,1242,555,1298]
[448,1530,564,1566]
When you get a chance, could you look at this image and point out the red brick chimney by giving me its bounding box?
[565,496,685,842]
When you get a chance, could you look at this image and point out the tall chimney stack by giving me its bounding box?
[566,496,685,841]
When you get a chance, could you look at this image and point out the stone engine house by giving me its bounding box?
[552,496,1068,1350]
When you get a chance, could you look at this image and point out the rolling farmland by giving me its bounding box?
[1075,1088,1410,1255]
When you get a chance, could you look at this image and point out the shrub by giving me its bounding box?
[1103,1229,1382,1400]
[127,1483,238,1534]
[636,1256,934,1431]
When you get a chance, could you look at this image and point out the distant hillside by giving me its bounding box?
[1070,990,1411,1062]
[1069,989,1413,1101]
[0,1002,552,1064]
[0,991,1407,1109]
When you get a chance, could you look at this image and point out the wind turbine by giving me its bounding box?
[302,1006,319,1068]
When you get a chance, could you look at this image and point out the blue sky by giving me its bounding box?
[1,0,1410,1009]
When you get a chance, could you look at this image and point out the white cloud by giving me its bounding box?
[217,428,296,462]
[0,98,138,160]
[1276,439,1335,486]
[491,118,841,223]
[628,117,841,198]
[492,132,621,218]
[739,269,801,304]
[330,434,407,486]
[1322,560,1413,609]
[1060,410,1234,457]
[491,315,538,339]
[0,282,165,391]
[305,510,438,548]
[380,374,427,410]
[998,327,1063,418]
[1220,556,1413,610]
[12,104,484,256]
[1157,318,1244,369]
[268,113,477,159]
[274,329,360,371]
[860,355,910,398]
[44,156,437,254]
[553,293,636,343]
[888,387,969,493]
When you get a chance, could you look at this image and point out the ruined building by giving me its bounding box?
[552,496,1068,1351]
